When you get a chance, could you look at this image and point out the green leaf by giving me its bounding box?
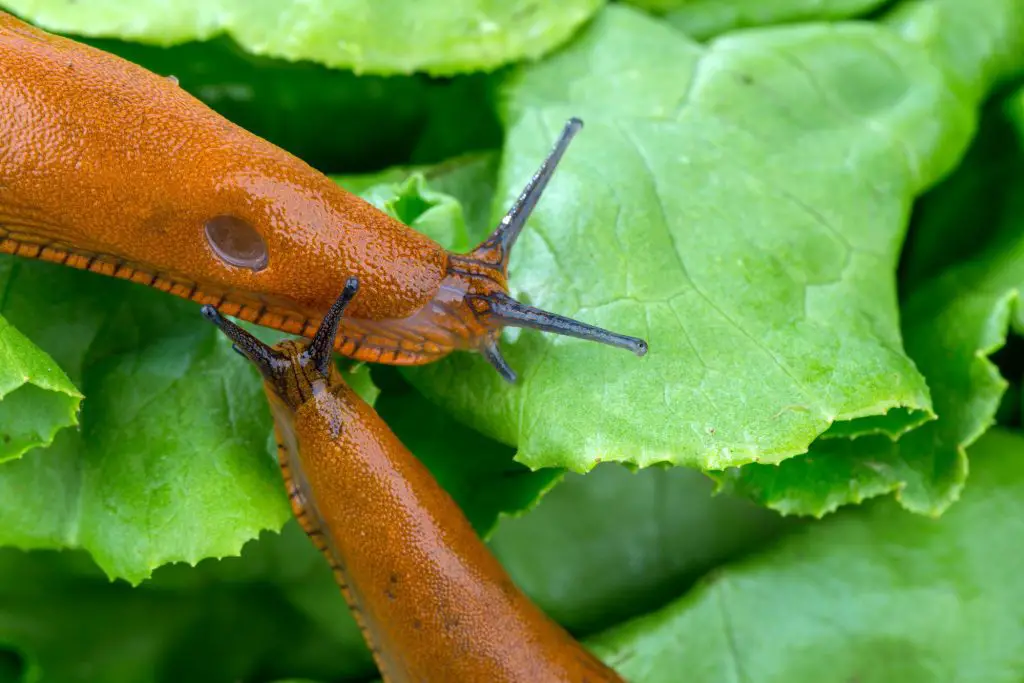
[0,259,289,584]
[407,6,982,476]
[341,167,561,533]
[408,77,505,166]
[1,0,605,76]
[77,38,502,175]
[404,152,502,244]
[358,173,472,253]
[588,427,1024,682]
[717,86,1024,516]
[710,433,940,517]
[0,526,374,683]
[883,0,1024,102]
[0,449,791,683]
[623,0,889,42]
[372,368,562,537]
[0,254,548,580]
[334,151,501,245]
[0,312,80,463]
[488,463,792,634]
[901,94,1024,289]
[342,363,381,407]
[74,37,437,175]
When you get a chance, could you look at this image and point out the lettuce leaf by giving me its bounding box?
[590,428,1024,682]
[0,0,604,75]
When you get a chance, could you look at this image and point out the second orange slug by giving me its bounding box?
[0,12,647,381]
[202,280,627,683]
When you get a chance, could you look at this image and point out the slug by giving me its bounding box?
[0,12,647,382]
[201,279,626,682]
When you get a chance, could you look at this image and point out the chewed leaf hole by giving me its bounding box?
[204,215,269,271]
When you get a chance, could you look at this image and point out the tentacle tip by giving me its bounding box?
[481,339,518,384]
[200,305,221,323]
[632,339,649,357]
[497,365,517,384]
[343,276,359,297]
[567,116,584,131]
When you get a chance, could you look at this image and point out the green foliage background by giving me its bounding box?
[0,0,1022,681]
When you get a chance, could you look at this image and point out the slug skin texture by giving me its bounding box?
[0,11,648,377]
[203,287,626,683]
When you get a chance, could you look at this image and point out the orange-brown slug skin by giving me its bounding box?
[0,11,447,358]
[202,282,626,683]
[2,11,647,379]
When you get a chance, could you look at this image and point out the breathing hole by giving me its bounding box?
[204,215,268,271]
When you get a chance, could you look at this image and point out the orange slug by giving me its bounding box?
[201,280,626,682]
[0,11,647,381]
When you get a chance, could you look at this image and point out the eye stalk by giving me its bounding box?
[305,276,360,376]
[461,117,650,382]
[478,117,585,262]
[201,276,361,382]
[200,305,287,379]
[480,291,648,355]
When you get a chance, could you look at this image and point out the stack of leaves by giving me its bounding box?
[0,0,1022,681]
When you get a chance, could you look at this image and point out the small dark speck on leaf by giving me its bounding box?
[740,74,753,85]
[1,434,9,444]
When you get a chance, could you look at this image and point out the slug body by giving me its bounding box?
[0,12,646,381]
[202,281,625,683]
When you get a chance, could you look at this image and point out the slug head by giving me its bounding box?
[201,277,359,408]
[436,118,648,383]
[201,119,647,386]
